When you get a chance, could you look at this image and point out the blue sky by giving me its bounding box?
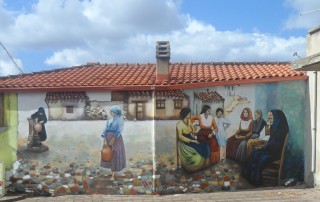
[0,0,320,76]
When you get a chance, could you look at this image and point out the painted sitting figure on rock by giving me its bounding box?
[31,107,48,147]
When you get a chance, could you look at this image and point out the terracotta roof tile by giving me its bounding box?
[45,92,89,103]
[0,62,306,90]
[195,91,224,101]
[128,90,188,99]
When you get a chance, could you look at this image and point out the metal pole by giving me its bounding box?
[314,71,318,173]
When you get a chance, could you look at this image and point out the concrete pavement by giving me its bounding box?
[1,186,320,202]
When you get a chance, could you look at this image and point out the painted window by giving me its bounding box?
[111,91,125,101]
[136,102,144,120]
[174,99,183,109]
[156,100,165,109]
[66,106,74,113]
[0,93,3,126]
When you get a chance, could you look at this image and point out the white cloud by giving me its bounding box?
[0,49,23,76]
[46,19,306,66]
[45,48,93,67]
[284,0,320,29]
[0,0,313,75]
[0,60,21,76]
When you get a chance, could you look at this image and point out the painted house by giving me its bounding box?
[0,41,311,197]
[45,92,89,120]
[193,91,224,115]
[127,90,189,120]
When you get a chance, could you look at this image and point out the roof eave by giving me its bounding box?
[0,76,308,92]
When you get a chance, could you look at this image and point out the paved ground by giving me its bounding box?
[1,186,320,202]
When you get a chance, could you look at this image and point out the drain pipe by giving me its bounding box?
[314,71,318,174]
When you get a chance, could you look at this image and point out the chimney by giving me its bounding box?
[156,41,170,81]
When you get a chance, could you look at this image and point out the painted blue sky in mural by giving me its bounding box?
[0,0,320,76]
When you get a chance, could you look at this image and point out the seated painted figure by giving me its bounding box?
[243,109,289,186]
[236,109,266,163]
[176,108,210,172]
[226,107,253,161]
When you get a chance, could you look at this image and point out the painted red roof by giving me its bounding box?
[195,91,224,101]
[128,90,188,99]
[45,92,88,103]
[0,62,307,91]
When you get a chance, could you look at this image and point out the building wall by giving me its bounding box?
[306,26,320,187]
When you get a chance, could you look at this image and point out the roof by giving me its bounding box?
[155,90,188,99]
[195,91,224,101]
[45,92,89,103]
[128,90,188,99]
[0,62,307,92]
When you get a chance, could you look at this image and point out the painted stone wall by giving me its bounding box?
[3,80,308,196]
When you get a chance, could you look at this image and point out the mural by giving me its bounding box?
[154,81,306,194]
[4,80,307,196]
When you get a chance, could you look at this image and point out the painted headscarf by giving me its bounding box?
[264,109,289,160]
[38,107,45,114]
[110,105,122,116]
[270,109,288,134]
[240,107,252,121]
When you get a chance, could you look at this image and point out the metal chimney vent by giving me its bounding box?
[156,41,170,58]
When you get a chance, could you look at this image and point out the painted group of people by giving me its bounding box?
[226,107,267,163]
[176,105,230,172]
[177,106,289,186]
[33,103,288,186]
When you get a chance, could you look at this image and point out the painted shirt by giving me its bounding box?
[176,119,195,143]
[191,114,218,133]
[101,116,124,138]
[214,116,231,147]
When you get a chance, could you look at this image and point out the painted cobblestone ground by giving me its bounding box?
[5,154,254,197]
[5,120,256,198]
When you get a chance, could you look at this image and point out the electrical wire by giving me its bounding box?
[0,41,24,74]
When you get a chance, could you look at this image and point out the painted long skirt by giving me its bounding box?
[243,148,272,185]
[197,128,220,165]
[100,132,126,172]
[178,133,210,173]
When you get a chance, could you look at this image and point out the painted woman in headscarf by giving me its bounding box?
[236,109,266,163]
[31,107,48,143]
[100,105,126,180]
[243,109,289,185]
[191,105,220,165]
[246,109,268,157]
[177,107,210,172]
[226,107,253,161]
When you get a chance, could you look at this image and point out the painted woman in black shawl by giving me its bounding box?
[31,107,48,142]
[243,109,289,185]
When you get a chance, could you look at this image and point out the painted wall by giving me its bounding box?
[0,93,18,170]
[154,81,307,193]
[3,80,309,196]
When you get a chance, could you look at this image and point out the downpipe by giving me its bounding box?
[314,71,318,174]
